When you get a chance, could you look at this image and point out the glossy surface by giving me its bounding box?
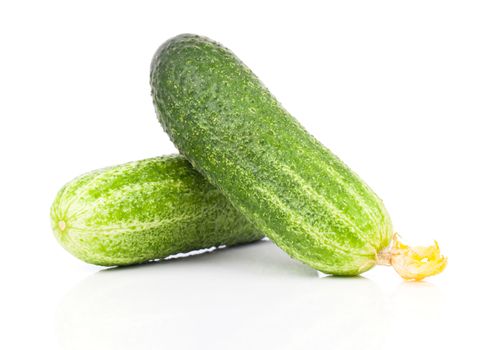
[28,241,483,350]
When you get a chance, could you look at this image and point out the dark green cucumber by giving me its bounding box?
[50,155,263,266]
[151,34,393,275]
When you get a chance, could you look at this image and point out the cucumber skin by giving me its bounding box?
[151,34,393,275]
[50,155,263,266]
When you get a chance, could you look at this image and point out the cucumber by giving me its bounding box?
[50,155,263,266]
[151,34,446,279]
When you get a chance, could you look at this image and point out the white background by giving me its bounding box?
[1,1,493,349]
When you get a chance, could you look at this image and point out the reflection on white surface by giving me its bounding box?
[56,240,442,350]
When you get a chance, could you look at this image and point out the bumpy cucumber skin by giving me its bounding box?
[151,34,393,275]
[50,155,263,266]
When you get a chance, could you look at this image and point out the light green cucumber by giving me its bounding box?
[50,155,263,266]
[151,34,393,275]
